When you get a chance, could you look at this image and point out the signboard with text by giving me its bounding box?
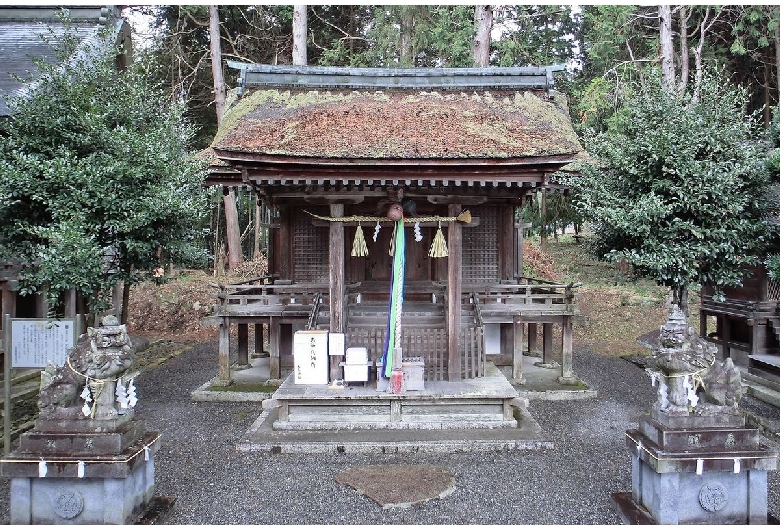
[10,319,76,368]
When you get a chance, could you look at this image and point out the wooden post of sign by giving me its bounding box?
[447,204,462,381]
[3,314,10,455]
[329,203,345,382]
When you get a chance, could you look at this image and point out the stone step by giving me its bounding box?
[746,383,780,409]
[742,370,780,395]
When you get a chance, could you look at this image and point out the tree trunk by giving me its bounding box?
[293,5,307,66]
[473,5,493,67]
[776,6,780,103]
[400,9,414,67]
[208,5,225,125]
[209,6,241,271]
[765,48,772,127]
[223,187,243,271]
[679,7,689,95]
[658,5,676,92]
[121,281,130,325]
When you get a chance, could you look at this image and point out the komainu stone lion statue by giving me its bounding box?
[646,304,742,418]
[37,315,135,423]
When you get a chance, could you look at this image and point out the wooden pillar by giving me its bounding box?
[329,203,345,382]
[512,316,525,383]
[699,310,707,341]
[540,187,548,252]
[447,204,463,381]
[218,318,231,384]
[277,205,291,279]
[527,323,538,355]
[500,323,513,358]
[237,323,249,366]
[34,287,48,318]
[752,320,767,356]
[63,289,77,318]
[515,216,524,278]
[721,316,731,360]
[500,205,514,280]
[542,322,553,364]
[2,282,17,321]
[255,323,265,354]
[269,317,281,379]
[558,316,576,384]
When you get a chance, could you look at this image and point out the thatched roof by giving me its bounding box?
[212,87,583,161]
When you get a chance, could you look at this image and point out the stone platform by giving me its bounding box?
[272,362,518,430]
[237,362,553,453]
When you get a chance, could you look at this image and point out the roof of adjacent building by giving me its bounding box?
[0,5,129,116]
[210,63,584,163]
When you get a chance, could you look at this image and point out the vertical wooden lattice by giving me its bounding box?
[461,326,485,379]
[293,208,329,283]
[462,205,499,282]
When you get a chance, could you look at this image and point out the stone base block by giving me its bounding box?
[631,455,769,524]
[9,455,156,524]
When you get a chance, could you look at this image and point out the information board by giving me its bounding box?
[11,319,76,368]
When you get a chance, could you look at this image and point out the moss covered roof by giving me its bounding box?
[211,88,584,160]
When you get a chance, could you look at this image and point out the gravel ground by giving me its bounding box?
[1,342,778,525]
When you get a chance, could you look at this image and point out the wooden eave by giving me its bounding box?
[207,149,576,189]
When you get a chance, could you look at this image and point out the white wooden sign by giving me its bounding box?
[293,330,329,385]
[11,319,76,368]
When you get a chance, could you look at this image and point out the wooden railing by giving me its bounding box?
[465,277,580,310]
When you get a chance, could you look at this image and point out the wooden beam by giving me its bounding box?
[304,194,365,205]
[329,203,345,382]
[447,203,462,381]
[426,195,488,205]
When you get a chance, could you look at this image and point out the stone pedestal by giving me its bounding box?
[2,419,160,525]
[618,411,777,525]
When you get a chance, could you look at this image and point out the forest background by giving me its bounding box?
[122,5,780,269]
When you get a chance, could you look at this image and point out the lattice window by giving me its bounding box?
[292,207,329,283]
[462,205,499,282]
[769,279,780,300]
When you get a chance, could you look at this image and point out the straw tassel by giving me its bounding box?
[351,223,369,257]
[429,221,448,258]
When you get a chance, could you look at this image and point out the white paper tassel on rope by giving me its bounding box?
[116,379,129,409]
[696,459,704,475]
[81,383,93,417]
[413,221,423,242]
[144,446,150,462]
[734,458,741,474]
[373,221,380,243]
[127,379,137,408]
[38,459,47,478]
[78,461,86,478]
